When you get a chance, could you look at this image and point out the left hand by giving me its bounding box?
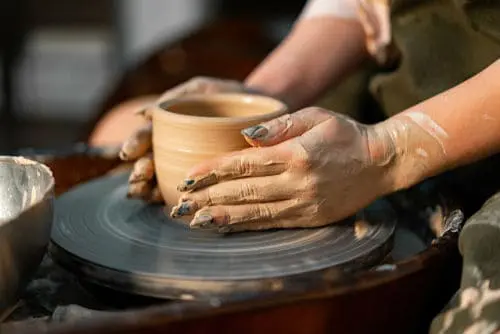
[118,76,257,202]
[170,107,397,233]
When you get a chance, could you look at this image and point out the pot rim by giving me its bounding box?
[0,156,55,225]
[153,93,288,125]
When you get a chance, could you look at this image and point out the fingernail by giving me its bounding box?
[148,187,163,204]
[218,226,232,233]
[134,106,153,119]
[171,201,193,217]
[119,151,128,160]
[241,125,268,140]
[134,108,146,116]
[190,213,215,229]
[129,172,145,183]
[177,179,195,191]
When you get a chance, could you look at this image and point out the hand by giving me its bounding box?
[170,107,399,233]
[119,76,257,202]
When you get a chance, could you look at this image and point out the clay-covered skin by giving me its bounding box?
[171,107,400,232]
[119,77,256,202]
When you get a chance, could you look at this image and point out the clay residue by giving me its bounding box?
[354,220,370,239]
[404,111,448,154]
[429,206,444,236]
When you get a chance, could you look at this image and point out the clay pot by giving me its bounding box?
[152,93,287,219]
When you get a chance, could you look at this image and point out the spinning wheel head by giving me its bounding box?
[50,173,396,300]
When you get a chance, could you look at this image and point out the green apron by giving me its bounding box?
[369,0,500,332]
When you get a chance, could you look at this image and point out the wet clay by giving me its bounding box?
[152,93,287,221]
[368,110,448,192]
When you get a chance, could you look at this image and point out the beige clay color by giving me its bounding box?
[118,77,258,202]
[173,107,400,232]
[151,93,287,221]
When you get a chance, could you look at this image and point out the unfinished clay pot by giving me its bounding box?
[152,93,287,220]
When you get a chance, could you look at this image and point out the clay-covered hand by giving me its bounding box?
[171,107,399,233]
[119,76,256,202]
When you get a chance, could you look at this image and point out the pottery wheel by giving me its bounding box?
[50,172,396,300]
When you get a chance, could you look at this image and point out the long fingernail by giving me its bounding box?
[177,179,195,191]
[177,173,218,192]
[190,213,215,229]
[170,201,194,218]
[241,125,268,140]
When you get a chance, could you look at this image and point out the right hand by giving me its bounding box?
[119,76,258,203]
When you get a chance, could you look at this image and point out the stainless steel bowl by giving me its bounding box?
[0,156,54,314]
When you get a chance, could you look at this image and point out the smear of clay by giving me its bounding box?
[354,220,370,239]
[482,114,496,121]
[415,148,428,158]
[405,111,448,154]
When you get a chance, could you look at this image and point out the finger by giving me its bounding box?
[187,199,325,233]
[241,107,333,147]
[128,95,159,120]
[157,79,203,103]
[170,174,300,218]
[128,154,154,183]
[134,79,206,120]
[134,106,154,120]
[119,124,152,161]
[135,81,198,119]
[127,180,153,199]
[176,147,292,192]
[147,186,163,204]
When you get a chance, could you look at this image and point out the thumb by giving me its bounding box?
[241,107,333,147]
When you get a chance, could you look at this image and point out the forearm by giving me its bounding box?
[374,60,500,191]
[244,17,368,110]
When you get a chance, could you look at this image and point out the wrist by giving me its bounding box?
[364,122,403,195]
[366,115,446,193]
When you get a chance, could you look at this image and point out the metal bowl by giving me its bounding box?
[0,156,54,314]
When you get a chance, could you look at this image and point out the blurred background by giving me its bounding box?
[0,0,306,153]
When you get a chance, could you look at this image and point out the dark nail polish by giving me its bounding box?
[176,201,191,216]
[177,179,195,192]
[241,125,268,139]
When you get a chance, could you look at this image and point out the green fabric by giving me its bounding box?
[429,192,500,334]
[369,0,500,332]
[370,0,500,116]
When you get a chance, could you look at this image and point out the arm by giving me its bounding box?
[93,0,367,147]
[244,0,368,110]
[373,59,500,191]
